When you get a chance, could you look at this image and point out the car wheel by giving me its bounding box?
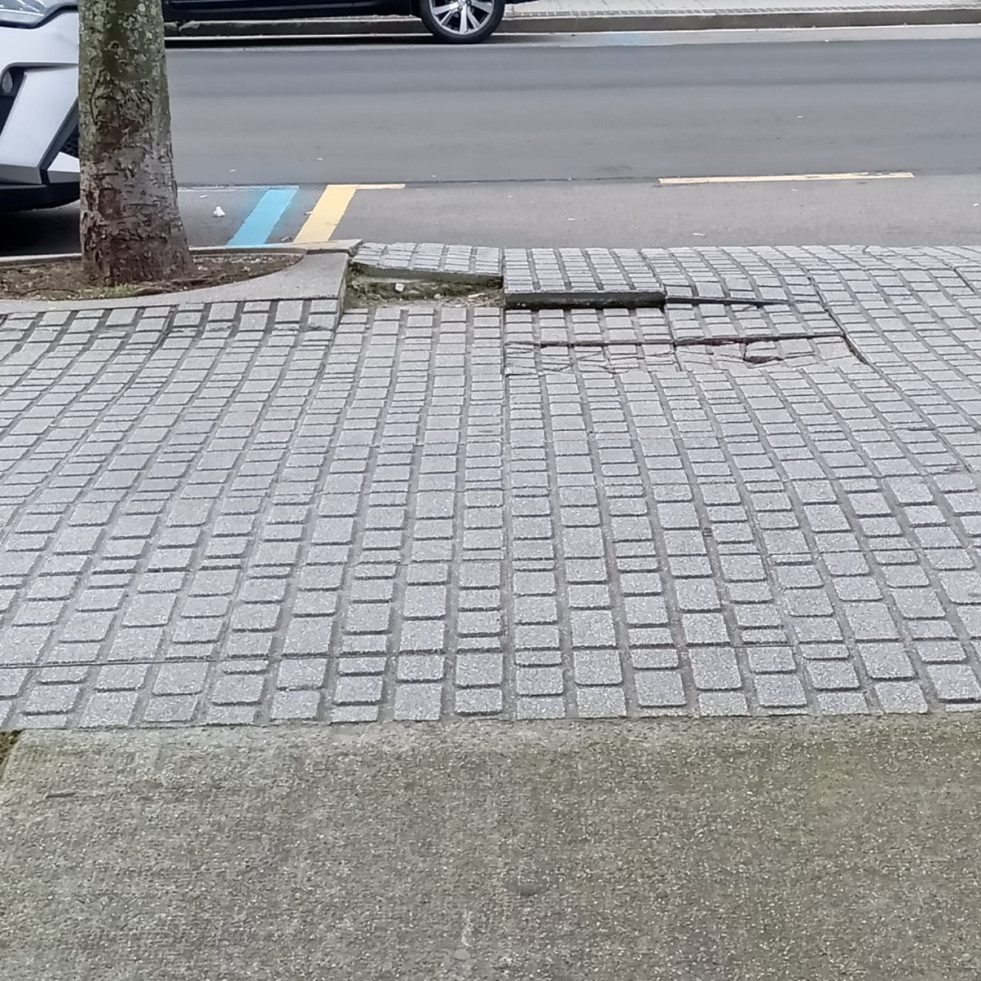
[419,0,505,44]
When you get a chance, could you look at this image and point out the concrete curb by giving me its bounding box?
[164,6,981,41]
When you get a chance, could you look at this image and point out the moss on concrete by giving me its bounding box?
[0,731,19,778]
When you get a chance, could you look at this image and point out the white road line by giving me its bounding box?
[659,171,915,185]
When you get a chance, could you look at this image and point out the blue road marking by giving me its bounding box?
[226,185,299,247]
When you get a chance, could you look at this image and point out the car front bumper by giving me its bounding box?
[0,10,79,194]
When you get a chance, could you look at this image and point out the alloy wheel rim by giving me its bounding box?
[430,0,495,35]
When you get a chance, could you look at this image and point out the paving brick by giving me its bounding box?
[697,691,750,716]
[457,611,502,637]
[576,687,627,718]
[205,704,259,726]
[59,614,113,644]
[397,655,445,682]
[754,673,807,709]
[398,621,446,654]
[514,625,561,651]
[806,660,860,691]
[688,648,742,691]
[516,667,565,697]
[123,594,176,628]
[231,603,281,632]
[845,603,901,642]
[334,676,384,705]
[514,596,558,624]
[675,580,722,612]
[0,669,29,698]
[816,691,869,715]
[277,659,328,690]
[402,585,448,620]
[515,696,566,720]
[283,619,332,656]
[394,684,443,721]
[172,619,221,645]
[624,595,669,627]
[455,688,504,716]
[927,663,981,702]
[634,671,687,708]
[570,610,617,648]
[875,681,929,714]
[271,690,321,720]
[23,683,79,715]
[79,691,139,727]
[682,613,729,646]
[574,650,622,686]
[225,633,274,658]
[143,694,199,724]
[346,604,392,635]
[858,644,915,681]
[747,647,796,673]
[456,653,503,688]
[330,704,380,723]
[630,647,680,670]
[212,675,266,705]
[154,663,209,696]
[919,640,969,664]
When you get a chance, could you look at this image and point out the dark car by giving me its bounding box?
[162,0,531,44]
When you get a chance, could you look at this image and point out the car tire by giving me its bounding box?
[419,0,505,44]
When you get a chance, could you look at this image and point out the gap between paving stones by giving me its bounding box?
[503,301,851,374]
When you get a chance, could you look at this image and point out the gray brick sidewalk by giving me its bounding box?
[3,243,981,728]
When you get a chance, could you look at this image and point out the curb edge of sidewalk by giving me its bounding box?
[164,6,981,41]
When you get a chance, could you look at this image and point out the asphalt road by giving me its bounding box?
[167,36,981,185]
[6,29,981,256]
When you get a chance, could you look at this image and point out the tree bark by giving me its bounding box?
[78,0,194,286]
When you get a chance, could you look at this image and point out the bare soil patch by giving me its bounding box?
[0,251,299,301]
[345,269,502,309]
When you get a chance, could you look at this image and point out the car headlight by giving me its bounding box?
[0,0,74,27]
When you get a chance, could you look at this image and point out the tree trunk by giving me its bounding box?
[78,0,194,286]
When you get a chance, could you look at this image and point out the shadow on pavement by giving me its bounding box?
[1,205,80,258]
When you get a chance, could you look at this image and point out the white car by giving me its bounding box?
[0,0,78,211]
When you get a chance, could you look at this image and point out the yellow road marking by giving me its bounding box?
[294,183,404,244]
[659,171,915,186]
